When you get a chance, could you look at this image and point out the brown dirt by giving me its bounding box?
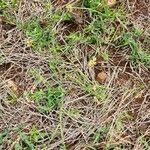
[133,0,149,17]
[129,0,150,28]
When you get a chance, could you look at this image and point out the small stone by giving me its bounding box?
[107,0,117,7]
[7,80,19,95]
[96,71,107,82]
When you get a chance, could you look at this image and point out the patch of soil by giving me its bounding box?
[0,16,16,31]
[133,0,149,17]
[0,61,32,96]
[0,63,11,76]
[129,0,150,28]
[109,47,132,71]
[60,20,79,36]
[116,72,133,85]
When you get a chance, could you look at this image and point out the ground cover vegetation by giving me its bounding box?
[0,0,150,149]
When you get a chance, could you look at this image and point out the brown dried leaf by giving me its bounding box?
[7,80,18,94]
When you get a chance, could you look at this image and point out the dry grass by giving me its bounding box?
[0,0,150,149]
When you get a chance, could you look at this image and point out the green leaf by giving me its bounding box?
[0,129,8,145]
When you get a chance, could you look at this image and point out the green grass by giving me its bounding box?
[0,0,7,9]
[1,125,49,150]
[23,19,56,51]
[28,86,65,112]
[25,21,50,47]
[1,0,150,149]
[0,129,8,145]
[138,135,150,150]
[19,0,150,66]
[121,31,150,66]
[17,126,49,150]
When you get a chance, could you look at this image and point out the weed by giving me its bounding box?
[19,132,35,150]
[75,71,108,101]
[48,56,62,72]
[121,32,150,66]
[65,108,80,118]
[115,116,123,131]
[23,19,53,50]
[7,88,18,104]
[27,68,45,85]
[0,0,18,15]
[0,0,7,9]
[23,10,74,52]
[86,83,107,100]
[12,125,50,150]
[84,0,102,10]
[138,135,150,150]
[0,129,8,145]
[29,86,65,112]
[101,51,109,61]
[29,126,48,144]
[0,54,5,64]
[1,0,150,149]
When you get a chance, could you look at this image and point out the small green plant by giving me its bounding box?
[14,125,49,150]
[0,129,8,145]
[0,0,18,9]
[27,68,45,85]
[48,57,62,72]
[85,83,107,100]
[101,51,109,61]
[94,126,110,143]
[66,108,80,118]
[29,126,49,144]
[0,0,7,9]
[23,19,53,50]
[29,86,65,112]
[19,132,34,150]
[121,32,150,66]
[0,54,5,64]
[131,49,150,66]
[74,71,108,101]
[138,135,150,150]
[23,9,74,52]
[84,0,102,10]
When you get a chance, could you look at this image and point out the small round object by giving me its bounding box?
[96,71,107,82]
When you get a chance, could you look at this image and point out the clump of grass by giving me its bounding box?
[22,9,75,52]
[13,125,49,150]
[83,1,150,67]
[131,48,150,66]
[121,32,150,66]
[0,129,8,145]
[0,0,18,8]
[138,135,150,150]
[0,0,7,9]
[23,19,54,51]
[0,0,18,26]
[29,86,65,112]
[74,71,108,101]
[84,0,102,10]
